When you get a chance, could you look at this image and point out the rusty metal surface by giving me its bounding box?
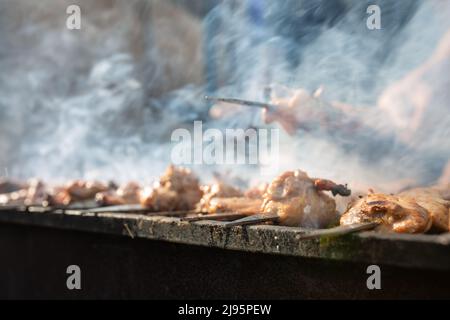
[0,208,449,271]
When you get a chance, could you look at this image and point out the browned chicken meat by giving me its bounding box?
[117,182,141,203]
[65,180,110,201]
[206,197,263,215]
[261,170,350,228]
[44,180,111,206]
[400,186,449,232]
[340,193,430,233]
[198,182,243,211]
[140,165,203,211]
[244,183,268,199]
[45,186,72,206]
[194,181,265,215]
[96,182,141,206]
[95,191,124,206]
[340,186,450,233]
[0,179,47,206]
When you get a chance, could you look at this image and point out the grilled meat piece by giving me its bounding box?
[45,180,112,206]
[140,165,203,211]
[261,170,344,228]
[202,182,243,199]
[198,182,243,212]
[0,190,27,206]
[340,193,431,233]
[340,186,449,233]
[399,187,449,232]
[45,187,72,207]
[116,182,141,203]
[244,183,268,199]
[95,191,126,206]
[0,179,47,206]
[140,186,177,211]
[196,181,264,216]
[206,197,263,215]
[96,182,141,206]
[65,180,110,201]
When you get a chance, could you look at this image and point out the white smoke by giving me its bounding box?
[0,0,449,192]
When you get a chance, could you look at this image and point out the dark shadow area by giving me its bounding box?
[0,222,449,299]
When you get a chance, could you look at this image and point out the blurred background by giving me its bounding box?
[0,0,449,191]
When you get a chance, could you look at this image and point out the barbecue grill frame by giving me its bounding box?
[0,206,449,271]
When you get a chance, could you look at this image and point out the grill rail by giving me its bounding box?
[0,206,449,270]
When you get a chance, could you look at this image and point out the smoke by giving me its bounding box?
[0,0,204,183]
[203,0,450,191]
[0,0,449,191]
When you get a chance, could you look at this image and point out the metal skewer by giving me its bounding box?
[0,205,29,212]
[204,96,277,110]
[142,210,203,217]
[224,213,379,240]
[181,212,248,222]
[81,205,203,217]
[82,204,149,213]
[295,222,380,240]
[223,213,279,228]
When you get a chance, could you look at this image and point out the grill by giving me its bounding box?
[1,205,449,299]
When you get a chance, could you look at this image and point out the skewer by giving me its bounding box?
[81,205,203,217]
[181,212,248,222]
[82,204,148,213]
[142,210,203,217]
[223,213,279,228]
[204,96,277,110]
[0,204,62,212]
[1,203,202,217]
[224,213,379,239]
[0,205,29,212]
[295,222,380,239]
[40,205,99,212]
